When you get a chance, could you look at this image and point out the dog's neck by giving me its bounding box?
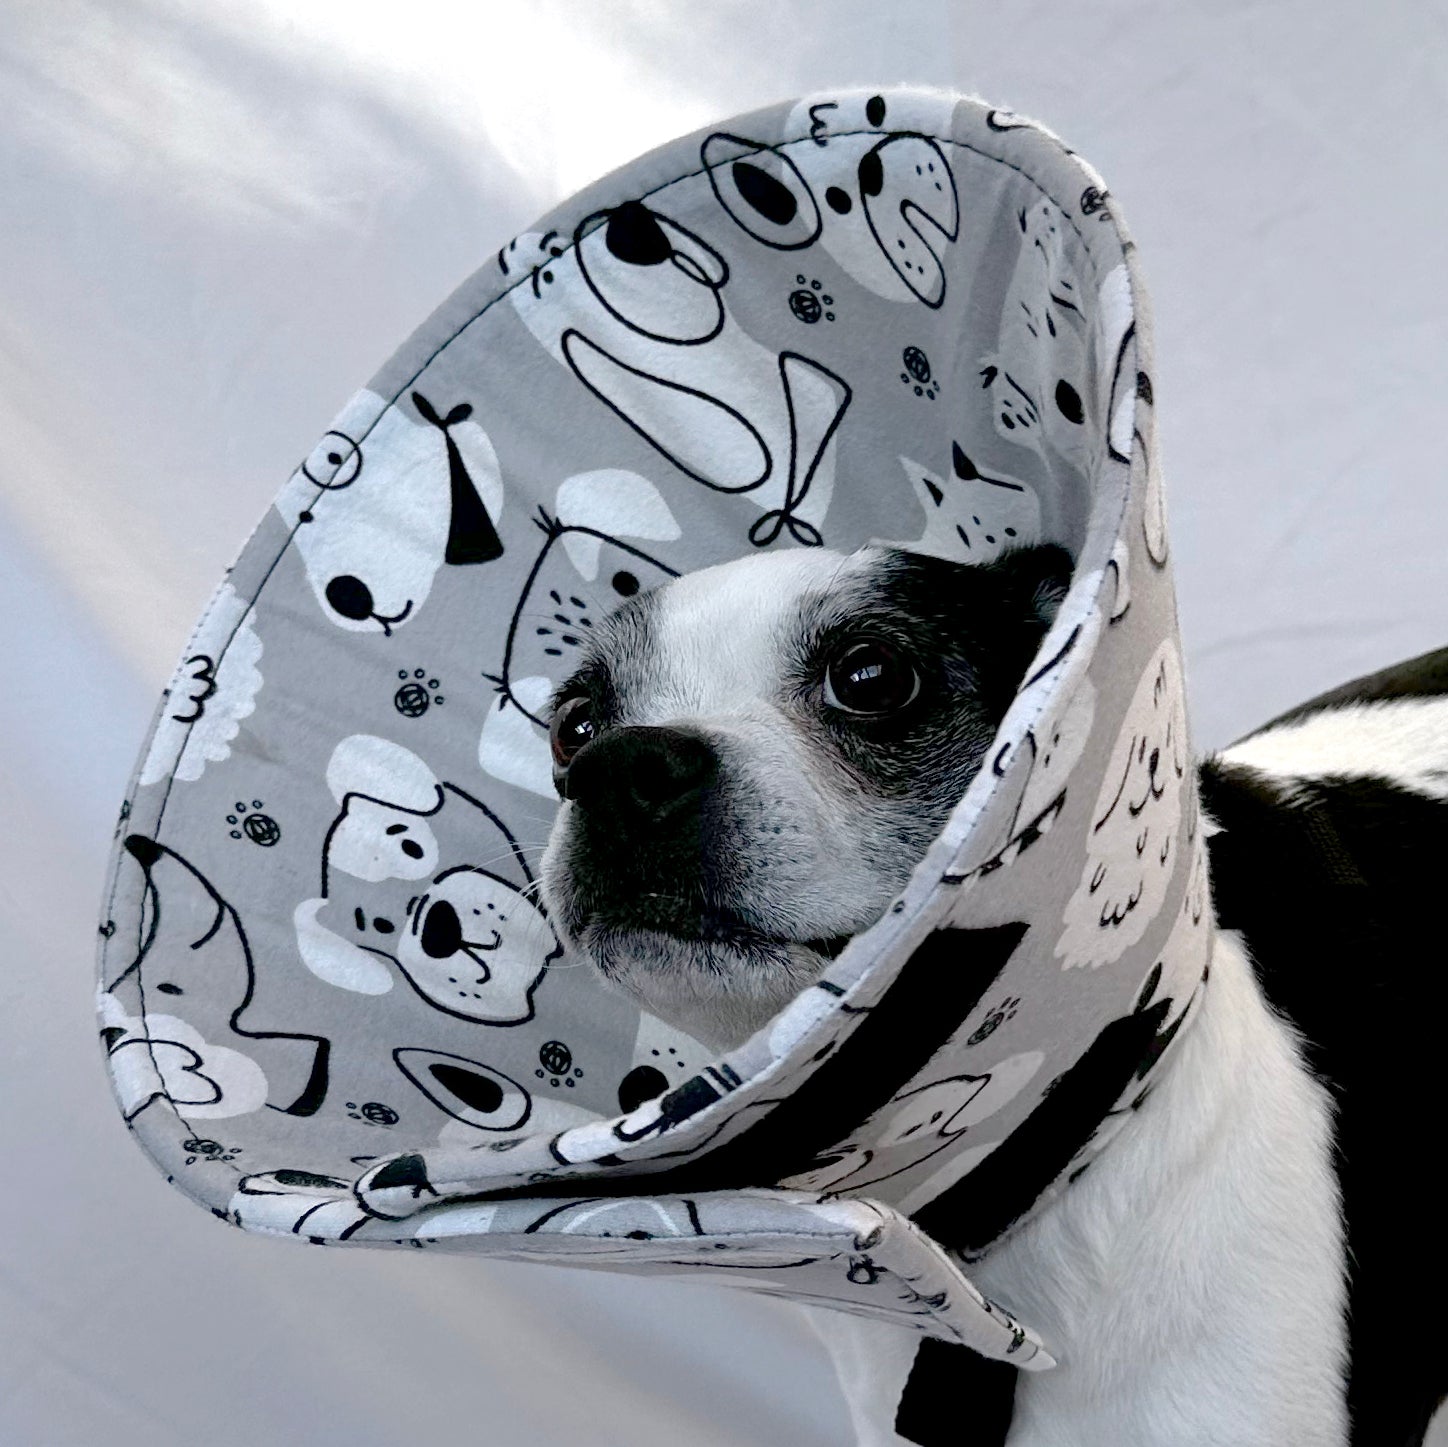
[814,927,1349,1445]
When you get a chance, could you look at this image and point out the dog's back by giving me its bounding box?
[1201,646,1448,1446]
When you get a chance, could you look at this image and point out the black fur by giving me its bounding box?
[1202,744,1448,1444]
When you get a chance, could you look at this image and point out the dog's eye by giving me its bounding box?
[549,695,596,768]
[823,641,921,715]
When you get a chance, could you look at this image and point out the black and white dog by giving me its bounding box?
[539,544,1447,1446]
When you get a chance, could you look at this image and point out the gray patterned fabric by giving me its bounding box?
[96,88,1212,1368]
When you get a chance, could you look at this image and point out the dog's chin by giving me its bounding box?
[574,921,851,1051]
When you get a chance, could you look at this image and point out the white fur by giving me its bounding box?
[807,926,1348,1445]
[1224,695,1448,801]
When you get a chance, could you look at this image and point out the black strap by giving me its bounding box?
[911,990,1178,1253]
[895,1337,1017,1447]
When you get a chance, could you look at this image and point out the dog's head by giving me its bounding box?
[539,544,1072,1047]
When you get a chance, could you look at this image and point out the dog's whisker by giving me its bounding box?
[454,846,552,870]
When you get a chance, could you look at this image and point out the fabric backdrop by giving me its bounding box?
[2,3,1444,1444]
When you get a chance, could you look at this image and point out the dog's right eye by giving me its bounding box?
[549,695,596,769]
[823,640,921,716]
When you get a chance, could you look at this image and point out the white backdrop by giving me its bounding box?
[3,3,1445,1443]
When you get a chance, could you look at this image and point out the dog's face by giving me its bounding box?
[539,544,1071,1048]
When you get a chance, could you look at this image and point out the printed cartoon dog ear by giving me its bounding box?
[325,734,441,810]
[757,351,851,548]
[859,135,960,307]
[574,204,728,344]
[702,133,823,250]
[478,676,557,797]
[561,329,772,493]
[411,391,505,566]
[294,899,394,995]
[554,470,682,579]
[393,1048,532,1131]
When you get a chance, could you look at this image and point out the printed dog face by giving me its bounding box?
[540,544,1071,1047]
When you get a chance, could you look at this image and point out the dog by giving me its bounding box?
[540,543,1071,1051]
[539,545,1447,1445]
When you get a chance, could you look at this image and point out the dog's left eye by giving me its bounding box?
[549,695,596,768]
[823,640,921,715]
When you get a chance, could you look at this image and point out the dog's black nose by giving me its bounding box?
[563,726,718,832]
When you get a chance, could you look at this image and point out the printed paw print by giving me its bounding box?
[182,1137,242,1166]
[226,800,280,847]
[346,1101,400,1127]
[394,668,445,718]
[789,274,836,324]
[535,1039,585,1090]
[967,995,1022,1046]
[900,345,939,401]
[536,587,595,660]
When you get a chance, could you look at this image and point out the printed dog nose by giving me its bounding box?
[420,899,462,958]
[325,574,374,620]
[564,726,718,831]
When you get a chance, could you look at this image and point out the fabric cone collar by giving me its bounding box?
[98,88,1212,1369]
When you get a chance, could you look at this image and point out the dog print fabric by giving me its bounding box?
[97,88,1211,1368]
